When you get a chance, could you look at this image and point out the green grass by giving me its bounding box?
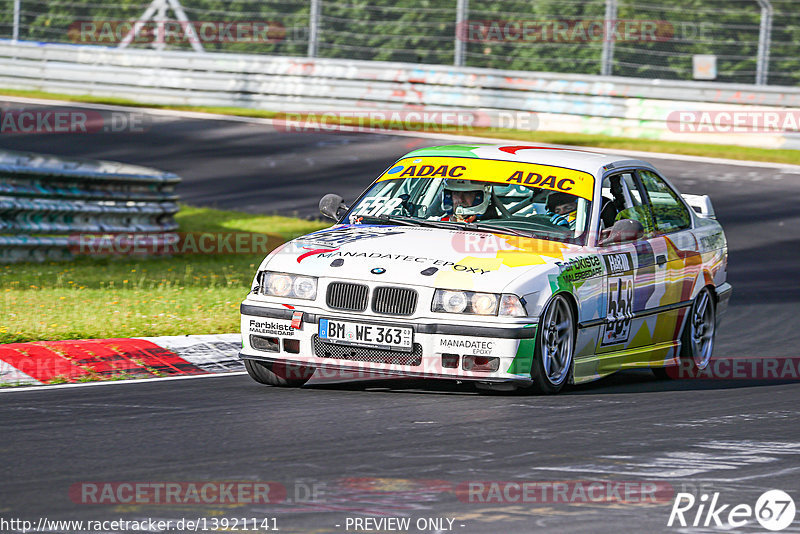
[3,87,800,165]
[176,204,329,236]
[0,88,282,119]
[0,205,329,344]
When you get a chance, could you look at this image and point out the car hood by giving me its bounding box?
[263,224,583,292]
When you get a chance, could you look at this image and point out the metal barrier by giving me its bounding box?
[1,40,799,149]
[0,148,180,262]
[3,0,800,86]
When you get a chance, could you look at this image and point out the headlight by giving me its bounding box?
[471,292,497,315]
[293,276,318,300]
[266,273,293,296]
[260,271,317,300]
[432,290,527,316]
[432,289,495,315]
[438,290,469,313]
[499,294,527,317]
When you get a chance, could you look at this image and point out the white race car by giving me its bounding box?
[239,144,731,393]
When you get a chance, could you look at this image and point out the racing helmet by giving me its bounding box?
[442,179,491,217]
[546,191,578,214]
[546,191,579,229]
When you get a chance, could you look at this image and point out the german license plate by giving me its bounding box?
[319,318,413,352]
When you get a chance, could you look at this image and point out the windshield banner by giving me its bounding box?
[377,156,594,200]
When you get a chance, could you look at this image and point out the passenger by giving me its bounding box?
[546,192,578,230]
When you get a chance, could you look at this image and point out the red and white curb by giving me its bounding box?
[0,334,243,386]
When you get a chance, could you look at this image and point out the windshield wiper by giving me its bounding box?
[419,218,536,238]
[356,214,466,231]
[354,214,420,227]
[398,217,468,230]
[354,215,538,238]
[464,222,537,238]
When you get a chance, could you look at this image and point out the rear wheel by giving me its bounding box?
[530,294,575,394]
[652,287,716,379]
[244,359,315,387]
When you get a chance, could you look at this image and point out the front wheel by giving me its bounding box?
[530,294,575,394]
[653,287,716,379]
[244,359,315,387]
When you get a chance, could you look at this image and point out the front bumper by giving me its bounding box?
[239,302,538,384]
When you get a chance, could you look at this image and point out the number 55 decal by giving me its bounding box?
[603,275,634,345]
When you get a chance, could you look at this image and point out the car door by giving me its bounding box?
[596,171,659,355]
[634,169,702,348]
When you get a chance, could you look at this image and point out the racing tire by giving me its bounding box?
[244,359,315,387]
[530,294,575,394]
[652,287,716,380]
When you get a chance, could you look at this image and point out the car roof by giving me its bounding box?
[402,144,653,175]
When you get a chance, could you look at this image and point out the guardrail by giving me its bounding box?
[0,148,180,262]
[1,40,799,149]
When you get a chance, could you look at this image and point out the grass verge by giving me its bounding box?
[2,88,799,165]
[0,205,329,344]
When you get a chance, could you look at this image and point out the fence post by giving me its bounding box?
[600,0,617,76]
[12,0,20,42]
[308,0,320,58]
[154,0,167,51]
[454,0,468,67]
[166,0,205,53]
[755,0,773,85]
[119,0,204,53]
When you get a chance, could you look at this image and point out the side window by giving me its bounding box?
[599,173,655,236]
[637,170,692,233]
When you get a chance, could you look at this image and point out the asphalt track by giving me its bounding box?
[1,100,800,533]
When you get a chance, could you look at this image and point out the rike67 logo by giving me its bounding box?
[668,490,796,531]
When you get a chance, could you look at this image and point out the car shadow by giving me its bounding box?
[300,369,799,396]
[564,369,800,395]
[304,376,480,395]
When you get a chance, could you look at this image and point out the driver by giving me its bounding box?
[546,192,578,230]
[440,179,494,223]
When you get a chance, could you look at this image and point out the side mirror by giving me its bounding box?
[319,193,348,221]
[599,219,644,246]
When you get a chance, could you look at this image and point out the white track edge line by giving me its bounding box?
[0,370,247,393]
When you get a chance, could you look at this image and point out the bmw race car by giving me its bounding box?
[239,144,731,393]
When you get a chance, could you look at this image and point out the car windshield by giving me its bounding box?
[345,156,595,244]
